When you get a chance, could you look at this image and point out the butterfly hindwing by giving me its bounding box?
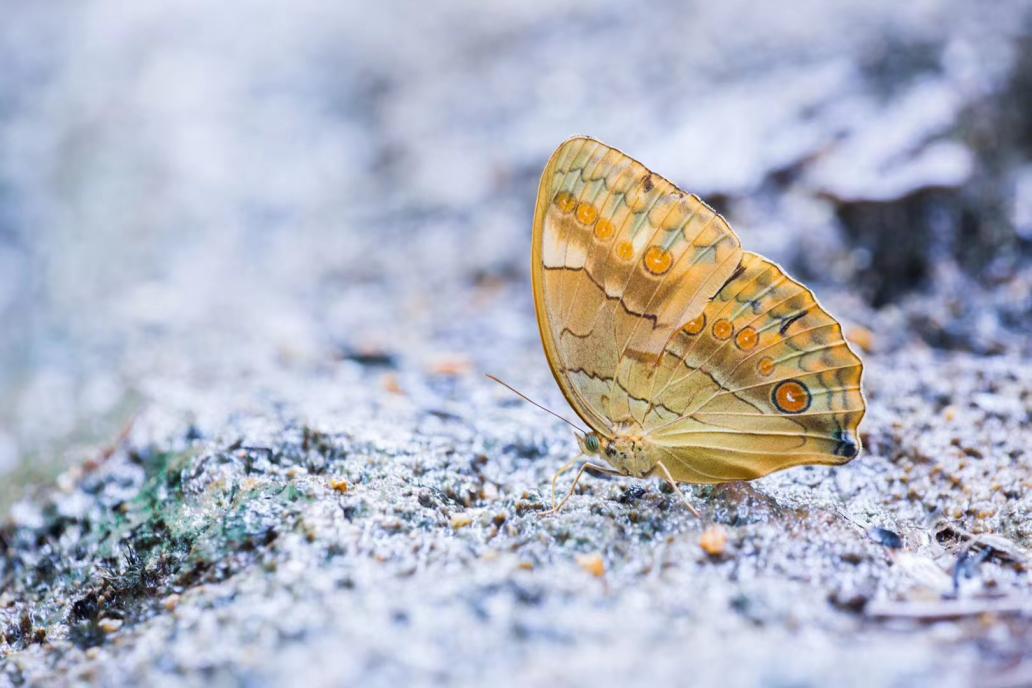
[645,253,865,482]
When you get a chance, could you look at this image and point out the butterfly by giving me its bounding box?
[529,136,866,515]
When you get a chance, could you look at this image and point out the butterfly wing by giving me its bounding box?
[532,136,743,435]
[643,252,866,482]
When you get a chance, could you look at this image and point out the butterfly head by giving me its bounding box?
[578,431,654,478]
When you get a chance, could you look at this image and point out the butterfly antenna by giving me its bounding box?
[486,375,588,435]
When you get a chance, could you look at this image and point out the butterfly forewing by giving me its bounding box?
[533,136,742,433]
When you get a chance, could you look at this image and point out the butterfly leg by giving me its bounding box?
[549,458,580,511]
[545,462,623,515]
[655,460,701,518]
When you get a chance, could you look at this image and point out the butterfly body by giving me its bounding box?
[532,136,866,492]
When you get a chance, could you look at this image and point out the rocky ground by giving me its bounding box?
[1,1,1031,686]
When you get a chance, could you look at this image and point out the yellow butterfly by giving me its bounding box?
[530,136,866,515]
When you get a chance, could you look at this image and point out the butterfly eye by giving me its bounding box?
[585,434,600,453]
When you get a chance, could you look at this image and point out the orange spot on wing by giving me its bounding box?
[734,326,758,351]
[643,246,672,274]
[682,313,706,335]
[575,202,598,225]
[757,357,775,376]
[616,241,635,261]
[712,319,733,340]
[594,218,615,239]
[772,380,811,413]
[554,191,577,213]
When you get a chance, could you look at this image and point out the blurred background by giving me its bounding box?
[1,0,1030,499]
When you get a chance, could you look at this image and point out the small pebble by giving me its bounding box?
[163,594,180,612]
[699,526,728,557]
[868,527,903,549]
[846,326,875,353]
[382,374,404,395]
[330,478,350,494]
[450,514,473,530]
[97,618,122,634]
[894,553,952,594]
[428,357,472,376]
[576,553,606,577]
